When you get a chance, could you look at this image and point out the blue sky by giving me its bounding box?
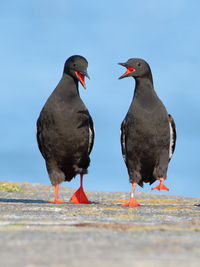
[0,1,199,197]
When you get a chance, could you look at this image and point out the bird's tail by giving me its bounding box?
[73,165,88,175]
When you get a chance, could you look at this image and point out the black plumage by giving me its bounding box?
[36,55,94,204]
[119,58,176,206]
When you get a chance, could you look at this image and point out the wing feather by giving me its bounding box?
[168,114,177,160]
[120,119,127,163]
[88,116,95,155]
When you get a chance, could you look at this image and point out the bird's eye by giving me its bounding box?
[73,63,76,67]
[137,62,142,67]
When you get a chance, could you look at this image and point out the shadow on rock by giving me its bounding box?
[0,198,49,204]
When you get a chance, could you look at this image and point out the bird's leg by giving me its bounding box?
[50,184,65,204]
[70,174,90,204]
[151,177,169,191]
[120,182,140,207]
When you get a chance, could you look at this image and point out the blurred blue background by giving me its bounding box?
[0,0,199,197]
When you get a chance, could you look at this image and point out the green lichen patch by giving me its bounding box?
[0,182,23,193]
[139,199,183,205]
[104,198,126,203]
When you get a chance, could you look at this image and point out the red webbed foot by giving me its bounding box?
[120,197,140,207]
[70,187,90,204]
[151,178,169,191]
[120,182,141,207]
[70,174,90,204]
[49,200,65,204]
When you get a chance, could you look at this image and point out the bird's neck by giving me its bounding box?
[135,75,154,92]
[135,71,154,89]
[133,76,159,108]
[58,74,80,98]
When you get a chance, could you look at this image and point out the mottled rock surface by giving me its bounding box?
[0,182,200,267]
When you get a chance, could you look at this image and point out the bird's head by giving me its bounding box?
[118,58,151,80]
[64,55,90,89]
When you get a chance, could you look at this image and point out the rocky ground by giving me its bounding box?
[0,182,200,267]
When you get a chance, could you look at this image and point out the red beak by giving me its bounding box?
[75,71,86,89]
[118,63,135,79]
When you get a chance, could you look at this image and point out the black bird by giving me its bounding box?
[37,55,94,204]
[118,58,176,207]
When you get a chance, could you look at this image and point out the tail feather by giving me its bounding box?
[73,165,88,175]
